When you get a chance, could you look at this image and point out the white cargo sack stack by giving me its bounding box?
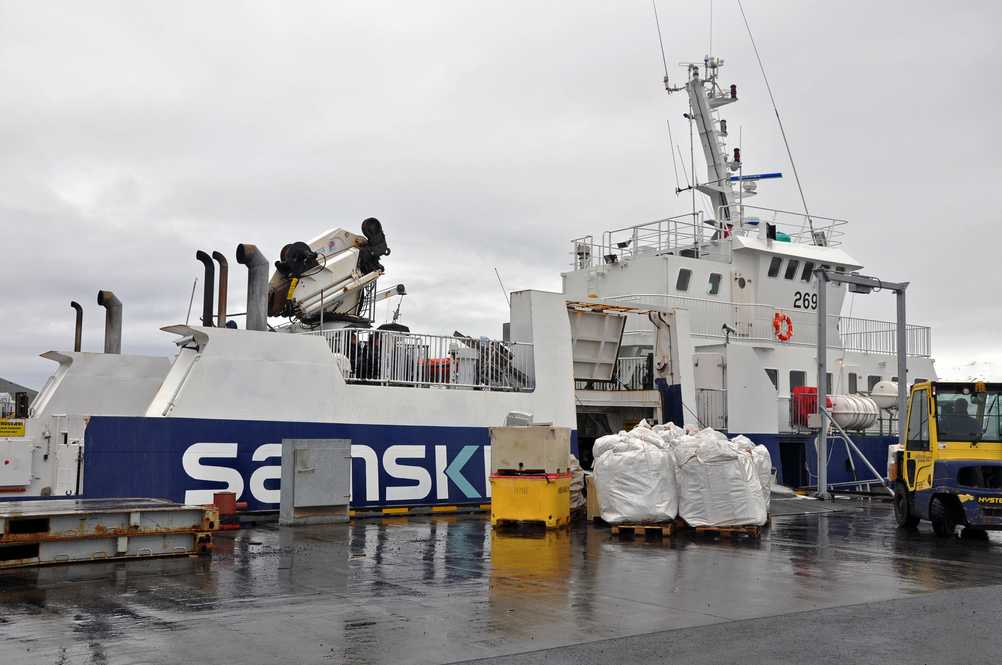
[675,431,768,527]
[592,422,678,524]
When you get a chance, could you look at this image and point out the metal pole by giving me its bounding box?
[895,287,908,442]
[820,406,894,495]
[815,269,829,499]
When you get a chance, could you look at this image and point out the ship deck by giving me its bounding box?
[1,499,1001,664]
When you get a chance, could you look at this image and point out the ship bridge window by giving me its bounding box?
[784,259,801,280]
[767,256,782,278]
[835,265,846,273]
[707,272,722,295]
[676,268,692,292]
[801,261,815,281]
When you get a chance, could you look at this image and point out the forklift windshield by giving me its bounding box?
[935,387,1002,442]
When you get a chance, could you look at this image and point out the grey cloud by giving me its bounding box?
[2,0,1001,388]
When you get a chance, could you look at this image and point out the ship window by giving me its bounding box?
[867,375,881,393]
[707,273,722,295]
[676,268,692,291]
[826,372,833,391]
[789,370,806,391]
[835,265,846,273]
[848,372,858,394]
[784,259,801,280]
[801,261,815,281]
[764,368,778,391]
[767,256,782,278]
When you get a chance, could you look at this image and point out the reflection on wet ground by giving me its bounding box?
[0,500,1000,664]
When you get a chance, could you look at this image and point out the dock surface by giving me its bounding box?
[1,499,1000,664]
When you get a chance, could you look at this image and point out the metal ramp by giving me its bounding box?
[0,498,217,568]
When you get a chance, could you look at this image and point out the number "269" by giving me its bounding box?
[793,291,817,310]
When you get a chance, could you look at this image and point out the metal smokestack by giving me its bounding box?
[212,251,228,327]
[70,301,83,352]
[195,250,215,327]
[236,243,268,331]
[96,290,122,354]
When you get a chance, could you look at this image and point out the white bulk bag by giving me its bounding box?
[593,432,627,460]
[629,422,667,449]
[675,438,767,527]
[729,435,773,511]
[750,445,773,511]
[593,443,678,524]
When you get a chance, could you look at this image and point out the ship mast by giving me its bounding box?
[667,56,743,226]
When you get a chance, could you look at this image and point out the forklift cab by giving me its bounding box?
[893,381,1002,536]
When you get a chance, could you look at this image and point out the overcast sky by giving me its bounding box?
[2,0,1000,389]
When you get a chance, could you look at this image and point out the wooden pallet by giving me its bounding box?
[610,523,675,539]
[691,524,762,540]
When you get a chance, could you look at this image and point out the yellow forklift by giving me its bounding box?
[892,381,1002,536]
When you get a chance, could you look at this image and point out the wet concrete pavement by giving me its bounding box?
[1,499,1000,664]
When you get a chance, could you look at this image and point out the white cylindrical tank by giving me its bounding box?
[827,394,879,430]
[870,380,899,410]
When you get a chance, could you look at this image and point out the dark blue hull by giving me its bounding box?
[731,432,897,489]
[83,416,579,511]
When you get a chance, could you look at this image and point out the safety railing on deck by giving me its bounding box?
[608,294,931,357]
[305,329,535,392]
[569,205,850,270]
[574,355,652,391]
[571,212,734,269]
[717,204,847,248]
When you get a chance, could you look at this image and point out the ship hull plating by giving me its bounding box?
[82,416,579,511]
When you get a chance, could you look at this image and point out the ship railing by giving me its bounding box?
[575,355,652,391]
[697,388,727,430]
[569,212,732,269]
[305,328,535,392]
[716,204,848,247]
[607,294,931,357]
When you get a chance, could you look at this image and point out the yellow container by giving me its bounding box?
[489,473,571,529]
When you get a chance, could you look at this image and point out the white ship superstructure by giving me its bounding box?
[566,55,935,488]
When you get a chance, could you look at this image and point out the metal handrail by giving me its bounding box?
[717,204,848,247]
[303,329,535,392]
[607,293,931,357]
[570,205,851,269]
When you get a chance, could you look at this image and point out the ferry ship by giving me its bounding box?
[0,52,933,508]
[3,221,595,511]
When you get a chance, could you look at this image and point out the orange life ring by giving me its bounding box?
[773,312,794,342]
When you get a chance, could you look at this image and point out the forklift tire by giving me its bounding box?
[930,496,957,538]
[893,481,919,529]
[961,527,989,541]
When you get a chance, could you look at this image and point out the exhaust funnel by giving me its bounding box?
[236,243,268,331]
[212,251,228,327]
[96,290,122,354]
[195,250,215,327]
